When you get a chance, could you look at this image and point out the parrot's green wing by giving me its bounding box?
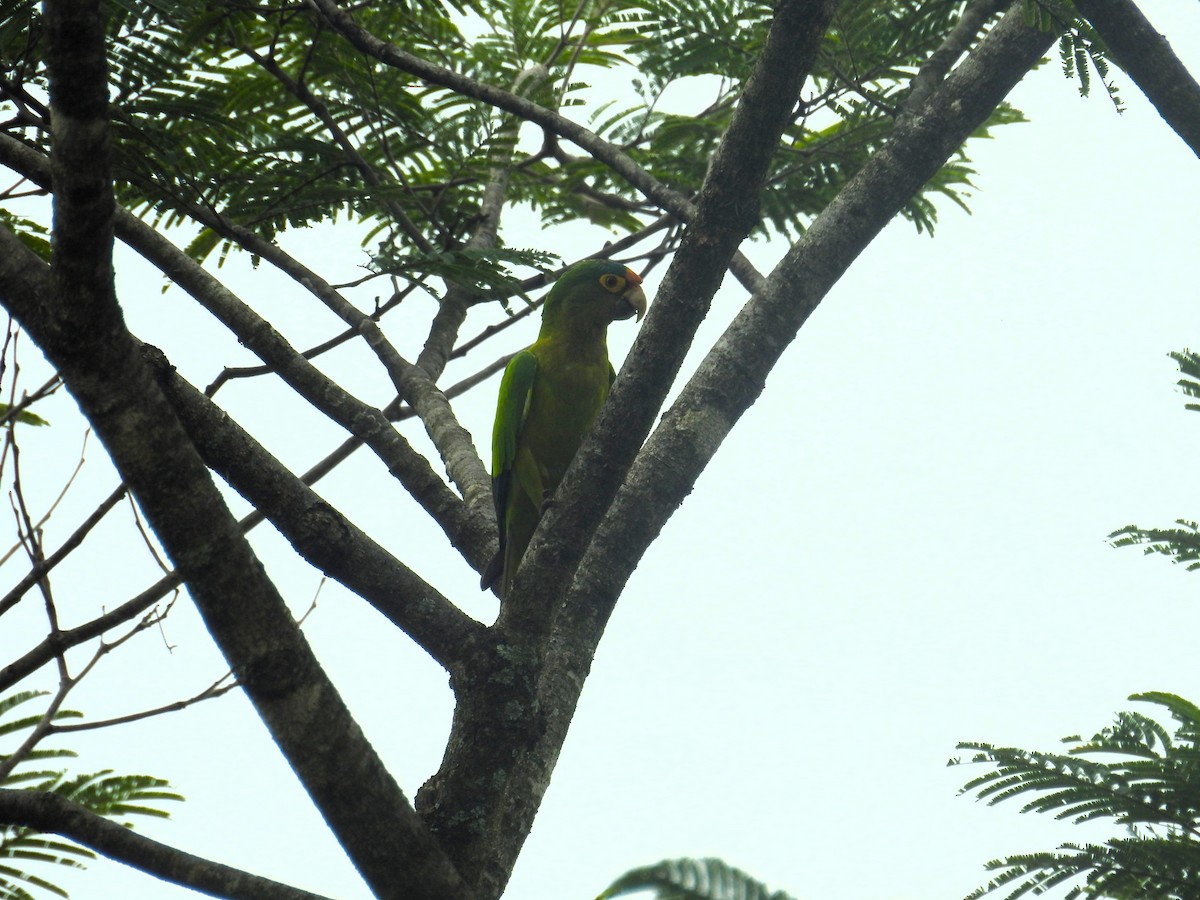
[480,349,539,590]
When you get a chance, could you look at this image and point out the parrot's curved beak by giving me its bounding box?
[614,284,647,322]
[613,267,647,322]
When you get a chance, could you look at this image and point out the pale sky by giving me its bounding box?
[5,4,1200,899]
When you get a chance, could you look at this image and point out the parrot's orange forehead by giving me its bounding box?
[623,267,643,285]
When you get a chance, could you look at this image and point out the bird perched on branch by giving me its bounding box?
[481,258,648,598]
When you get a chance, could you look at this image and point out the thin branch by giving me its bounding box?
[0,484,126,620]
[0,429,88,568]
[124,489,170,575]
[0,574,181,695]
[204,281,420,396]
[0,132,490,552]
[48,674,237,734]
[0,215,472,900]
[0,373,61,428]
[143,343,489,672]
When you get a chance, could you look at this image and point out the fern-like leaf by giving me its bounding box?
[0,693,182,900]
[956,693,1200,899]
[597,857,797,900]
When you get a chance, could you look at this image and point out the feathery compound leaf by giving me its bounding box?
[597,857,797,900]
[956,693,1200,898]
[0,694,182,900]
[370,245,558,299]
[1109,355,1200,563]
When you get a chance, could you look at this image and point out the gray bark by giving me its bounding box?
[1073,0,1200,158]
[0,790,336,900]
[3,3,473,897]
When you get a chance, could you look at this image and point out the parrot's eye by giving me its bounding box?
[599,274,625,292]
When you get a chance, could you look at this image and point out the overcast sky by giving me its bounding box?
[5,3,1200,899]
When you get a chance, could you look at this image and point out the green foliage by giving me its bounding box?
[1058,22,1123,112]
[0,214,49,265]
[1,0,1041,291]
[1020,0,1123,111]
[953,692,1200,899]
[0,692,182,900]
[370,245,559,301]
[0,405,48,428]
[1110,518,1200,571]
[1109,351,1200,566]
[1169,349,1200,412]
[597,857,797,900]
[961,351,1200,898]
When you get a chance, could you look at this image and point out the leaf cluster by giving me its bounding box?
[369,244,559,302]
[1,0,1035,292]
[953,692,1200,899]
[0,692,182,900]
[534,0,1024,237]
[1109,351,1200,567]
[596,856,798,900]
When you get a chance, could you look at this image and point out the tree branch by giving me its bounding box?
[0,484,126,619]
[566,0,1057,637]
[413,1,835,895]
[0,14,470,886]
[0,572,180,695]
[142,342,488,672]
[0,789,335,900]
[540,0,1059,844]
[418,3,1056,897]
[1072,0,1200,158]
[0,131,495,566]
[506,0,836,634]
[123,165,494,515]
[900,0,1009,119]
[0,221,472,898]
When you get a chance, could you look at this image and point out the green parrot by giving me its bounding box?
[481,259,648,598]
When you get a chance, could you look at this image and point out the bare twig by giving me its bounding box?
[0,373,61,428]
[0,483,126,619]
[125,491,171,575]
[0,574,182,695]
[204,281,420,396]
[0,430,89,569]
[48,673,238,735]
